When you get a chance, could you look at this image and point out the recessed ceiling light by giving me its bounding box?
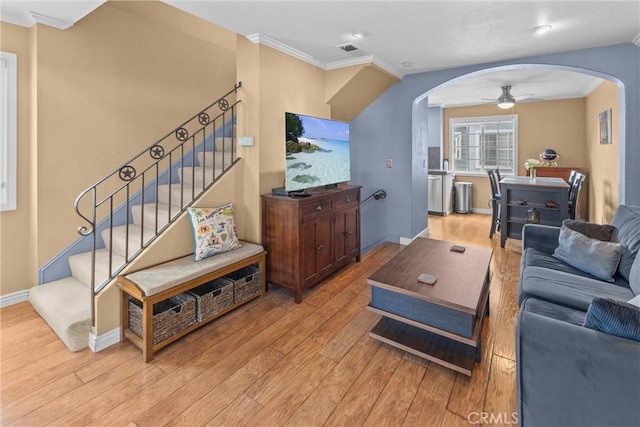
[352,31,367,39]
[402,61,413,67]
[533,25,552,35]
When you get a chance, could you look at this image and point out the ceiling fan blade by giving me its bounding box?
[518,97,545,103]
[514,93,535,100]
[480,98,497,101]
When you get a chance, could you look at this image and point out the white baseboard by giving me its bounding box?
[89,327,120,353]
[472,208,492,215]
[399,226,429,246]
[0,290,30,308]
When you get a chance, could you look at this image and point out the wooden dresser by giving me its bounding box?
[535,167,588,221]
[261,185,361,303]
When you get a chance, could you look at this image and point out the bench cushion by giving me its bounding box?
[125,241,264,297]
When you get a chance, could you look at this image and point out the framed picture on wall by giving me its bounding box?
[599,109,612,144]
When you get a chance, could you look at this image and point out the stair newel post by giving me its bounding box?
[107,195,114,288]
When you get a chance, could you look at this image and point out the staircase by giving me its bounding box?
[29,83,242,352]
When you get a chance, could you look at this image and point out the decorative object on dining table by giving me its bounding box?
[599,109,612,144]
[527,207,540,224]
[524,158,542,181]
[539,149,560,167]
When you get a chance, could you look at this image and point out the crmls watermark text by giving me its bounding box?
[467,412,518,425]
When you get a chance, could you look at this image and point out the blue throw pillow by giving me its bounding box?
[583,298,640,342]
[553,225,626,282]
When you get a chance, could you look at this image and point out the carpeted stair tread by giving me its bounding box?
[29,277,91,352]
[178,166,223,186]
[157,182,205,208]
[101,224,157,259]
[131,202,175,232]
[196,151,236,170]
[68,249,126,289]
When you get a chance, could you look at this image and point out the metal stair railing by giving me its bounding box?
[74,82,242,326]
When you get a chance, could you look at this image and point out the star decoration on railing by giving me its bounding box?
[118,165,136,181]
[218,99,229,111]
[175,127,189,142]
[149,145,165,159]
[198,113,210,125]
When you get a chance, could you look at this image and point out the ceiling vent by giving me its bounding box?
[338,43,358,52]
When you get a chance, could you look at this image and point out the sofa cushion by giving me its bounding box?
[583,298,640,342]
[521,297,586,326]
[630,250,640,295]
[562,219,615,241]
[611,205,640,282]
[553,226,625,282]
[521,247,628,287]
[518,266,635,310]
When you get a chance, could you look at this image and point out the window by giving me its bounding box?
[1,51,17,211]
[450,115,518,176]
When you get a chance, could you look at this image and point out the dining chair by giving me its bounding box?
[567,170,577,200]
[568,172,586,220]
[487,170,501,238]
[495,168,502,182]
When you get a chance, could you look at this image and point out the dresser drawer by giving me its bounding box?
[301,198,333,219]
[335,189,359,208]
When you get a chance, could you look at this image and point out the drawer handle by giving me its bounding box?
[345,198,351,202]
[345,231,353,236]
[315,205,322,211]
[316,244,324,250]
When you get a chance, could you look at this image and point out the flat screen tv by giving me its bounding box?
[285,112,351,193]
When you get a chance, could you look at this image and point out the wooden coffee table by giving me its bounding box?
[367,238,492,376]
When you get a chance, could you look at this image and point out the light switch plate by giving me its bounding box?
[238,136,254,147]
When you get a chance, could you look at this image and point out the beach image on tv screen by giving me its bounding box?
[285,113,350,192]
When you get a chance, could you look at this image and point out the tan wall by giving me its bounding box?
[585,80,619,223]
[0,2,238,296]
[237,39,331,243]
[443,99,587,210]
[0,23,35,295]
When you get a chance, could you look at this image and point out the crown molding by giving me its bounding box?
[246,33,324,68]
[29,11,74,30]
[633,33,640,47]
[0,10,74,29]
[246,32,403,79]
[581,76,605,96]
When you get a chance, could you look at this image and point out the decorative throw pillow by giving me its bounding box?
[583,298,640,342]
[187,203,241,261]
[553,225,626,282]
[562,219,615,241]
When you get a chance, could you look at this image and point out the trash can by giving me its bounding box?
[454,182,473,213]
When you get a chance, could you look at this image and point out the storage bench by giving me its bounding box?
[117,241,266,362]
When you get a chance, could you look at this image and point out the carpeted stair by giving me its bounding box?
[29,142,233,352]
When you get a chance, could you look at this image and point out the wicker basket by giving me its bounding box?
[187,277,234,322]
[225,265,263,303]
[129,293,196,345]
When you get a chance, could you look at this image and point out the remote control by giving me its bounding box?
[450,245,466,253]
[418,273,437,285]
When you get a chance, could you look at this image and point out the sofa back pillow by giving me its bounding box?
[630,253,640,295]
[553,225,625,282]
[611,205,640,282]
[562,219,615,241]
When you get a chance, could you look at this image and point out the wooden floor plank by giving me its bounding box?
[0,213,523,427]
[284,331,381,426]
[323,344,404,427]
[167,347,283,426]
[364,353,427,426]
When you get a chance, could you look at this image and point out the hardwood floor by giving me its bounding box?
[0,213,521,426]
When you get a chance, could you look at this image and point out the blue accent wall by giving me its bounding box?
[352,43,640,252]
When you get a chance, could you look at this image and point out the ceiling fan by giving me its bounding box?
[482,85,539,109]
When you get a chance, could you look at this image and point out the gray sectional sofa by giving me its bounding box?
[516,205,640,427]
